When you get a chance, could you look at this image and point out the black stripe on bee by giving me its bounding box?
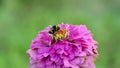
[48,25,60,34]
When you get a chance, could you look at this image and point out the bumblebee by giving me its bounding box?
[48,25,68,41]
[48,25,60,34]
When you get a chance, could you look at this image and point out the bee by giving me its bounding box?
[48,25,68,41]
[48,25,60,34]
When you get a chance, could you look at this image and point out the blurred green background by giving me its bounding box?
[0,0,120,68]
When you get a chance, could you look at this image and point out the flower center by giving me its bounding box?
[53,28,68,41]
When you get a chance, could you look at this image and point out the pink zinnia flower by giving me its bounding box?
[27,23,98,68]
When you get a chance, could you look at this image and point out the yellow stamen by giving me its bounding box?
[53,28,68,41]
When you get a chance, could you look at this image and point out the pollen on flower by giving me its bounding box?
[50,27,68,41]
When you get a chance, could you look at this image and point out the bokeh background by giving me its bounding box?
[0,0,120,68]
